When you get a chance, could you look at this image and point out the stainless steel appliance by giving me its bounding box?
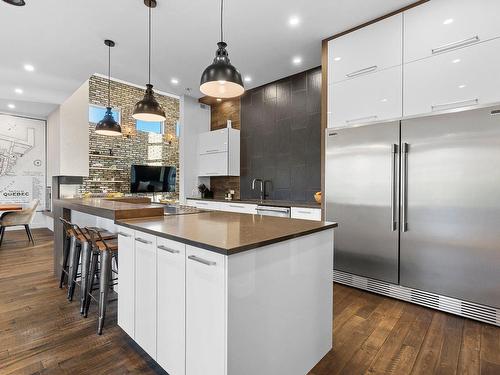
[326,105,500,309]
[256,205,290,218]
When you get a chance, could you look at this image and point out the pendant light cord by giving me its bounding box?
[220,0,224,42]
[107,43,111,107]
[148,4,152,85]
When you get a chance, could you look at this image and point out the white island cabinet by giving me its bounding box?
[116,222,335,375]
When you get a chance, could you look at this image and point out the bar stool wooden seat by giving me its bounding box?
[83,227,119,335]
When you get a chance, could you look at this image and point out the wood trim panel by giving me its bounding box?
[323,0,430,42]
[320,39,328,219]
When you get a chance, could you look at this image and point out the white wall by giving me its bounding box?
[59,80,89,177]
[47,107,61,184]
[47,80,89,179]
[179,95,211,203]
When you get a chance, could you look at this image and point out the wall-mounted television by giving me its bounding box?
[130,165,176,193]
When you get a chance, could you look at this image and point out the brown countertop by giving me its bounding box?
[187,197,321,209]
[116,211,337,255]
[53,198,164,220]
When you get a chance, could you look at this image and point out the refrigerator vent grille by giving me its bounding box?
[333,270,499,327]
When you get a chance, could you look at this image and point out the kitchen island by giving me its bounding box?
[53,198,337,375]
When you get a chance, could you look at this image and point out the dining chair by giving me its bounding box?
[0,199,39,245]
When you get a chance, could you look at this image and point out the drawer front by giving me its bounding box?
[328,65,402,128]
[199,152,228,176]
[404,0,500,63]
[188,200,221,211]
[404,38,500,117]
[220,202,257,214]
[199,128,228,154]
[291,207,322,221]
[328,14,402,84]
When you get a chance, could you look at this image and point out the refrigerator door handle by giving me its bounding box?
[401,142,409,232]
[391,144,398,231]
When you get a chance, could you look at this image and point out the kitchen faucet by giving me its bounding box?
[252,178,265,201]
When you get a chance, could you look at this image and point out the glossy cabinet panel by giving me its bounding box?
[328,65,402,128]
[290,207,321,221]
[328,14,402,84]
[186,246,226,375]
[404,38,500,117]
[199,128,228,154]
[134,231,157,359]
[404,0,500,63]
[157,238,186,375]
[117,226,135,338]
[199,152,228,176]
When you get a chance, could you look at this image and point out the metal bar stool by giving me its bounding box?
[83,227,119,335]
[71,224,116,314]
[58,217,81,292]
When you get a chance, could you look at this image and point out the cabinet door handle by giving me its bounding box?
[346,115,378,125]
[135,238,152,244]
[346,65,378,78]
[196,202,208,205]
[157,245,180,254]
[188,255,216,266]
[229,204,244,208]
[296,210,312,215]
[401,143,409,232]
[431,98,478,112]
[205,149,220,153]
[432,35,480,55]
[118,232,131,238]
[390,144,398,232]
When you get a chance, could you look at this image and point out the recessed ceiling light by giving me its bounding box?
[23,64,35,72]
[381,98,388,103]
[333,57,342,62]
[288,16,300,27]
[7,103,16,109]
[216,98,222,102]
[292,56,302,65]
[171,78,179,85]
[14,88,23,94]
[452,58,461,64]
[458,84,466,89]
[244,76,252,83]
[443,18,454,25]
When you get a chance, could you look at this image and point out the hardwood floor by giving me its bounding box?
[0,228,499,375]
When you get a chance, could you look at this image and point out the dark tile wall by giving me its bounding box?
[240,67,322,202]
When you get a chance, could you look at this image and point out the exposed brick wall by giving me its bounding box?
[208,98,241,198]
[84,75,180,198]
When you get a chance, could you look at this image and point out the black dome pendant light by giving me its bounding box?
[200,0,244,99]
[133,0,166,122]
[95,40,122,137]
[2,0,26,6]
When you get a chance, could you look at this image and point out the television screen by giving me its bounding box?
[130,165,176,193]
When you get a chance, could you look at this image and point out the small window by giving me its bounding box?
[89,105,121,124]
[136,120,163,134]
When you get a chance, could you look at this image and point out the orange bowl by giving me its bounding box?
[314,192,321,204]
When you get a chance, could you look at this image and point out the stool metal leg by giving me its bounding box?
[67,237,81,301]
[83,250,98,318]
[59,235,70,288]
[97,249,112,335]
[79,241,91,314]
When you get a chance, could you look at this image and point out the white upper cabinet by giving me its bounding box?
[199,128,229,154]
[404,0,500,63]
[404,38,500,117]
[328,65,402,128]
[199,128,240,177]
[328,14,402,84]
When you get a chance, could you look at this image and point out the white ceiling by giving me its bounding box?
[0,0,415,118]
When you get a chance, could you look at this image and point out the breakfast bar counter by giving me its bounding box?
[53,198,336,375]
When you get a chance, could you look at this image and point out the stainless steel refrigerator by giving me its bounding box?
[326,105,500,309]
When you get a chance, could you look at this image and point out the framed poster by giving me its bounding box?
[0,114,46,208]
